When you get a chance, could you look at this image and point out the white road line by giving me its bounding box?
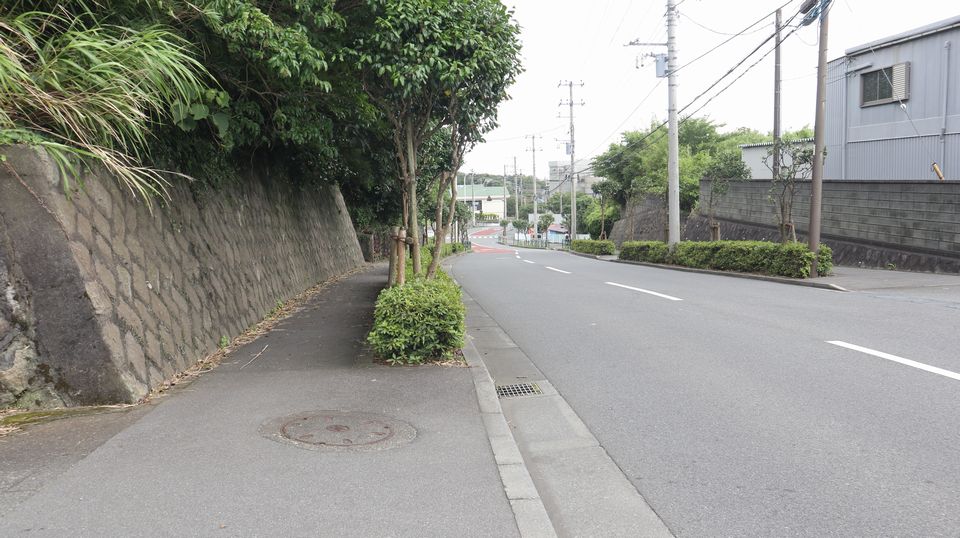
[827,341,960,382]
[523,260,535,264]
[515,255,521,259]
[605,282,683,301]
[546,266,571,274]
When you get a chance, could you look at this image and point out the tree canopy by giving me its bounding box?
[1,0,523,248]
[592,118,766,212]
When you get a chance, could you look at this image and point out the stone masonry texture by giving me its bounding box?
[0,146,364,407]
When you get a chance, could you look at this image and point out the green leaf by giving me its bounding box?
[211,112,230,138]
[189,103,209,120]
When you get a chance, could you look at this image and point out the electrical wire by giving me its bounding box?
[582,79,665,159]
[681,12,771,37]
[482,124,566,143]
[577,0,615,73]
[672,0,795,76]
[607,1,638,47]
[570,7,807,176]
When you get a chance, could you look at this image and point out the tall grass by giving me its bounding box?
[0,8,211,200]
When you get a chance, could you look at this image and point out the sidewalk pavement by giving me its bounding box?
[0,264,524,537]
[817,265,960,293]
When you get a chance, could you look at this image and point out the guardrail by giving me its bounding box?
[500,238,567,250]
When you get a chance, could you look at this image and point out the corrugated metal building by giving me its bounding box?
[825,15,960,180]
[739,138,814,180]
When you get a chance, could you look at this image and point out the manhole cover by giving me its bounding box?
[260,411,415,452]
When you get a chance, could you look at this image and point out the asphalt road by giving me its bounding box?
[452,234,960,537]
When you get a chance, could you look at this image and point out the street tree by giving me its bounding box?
[538,214,554,237]
[348,0,520,278]
[765,136,814,243]
[425,0,522,278]
[591,180,618,239]
[701,149,752,239]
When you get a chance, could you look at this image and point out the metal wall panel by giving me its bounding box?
[822,24,960,180]
[845,135,944,180]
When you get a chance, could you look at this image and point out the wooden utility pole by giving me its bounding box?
[805,0,829,276]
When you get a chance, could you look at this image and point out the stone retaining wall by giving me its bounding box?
[0,146,363,407]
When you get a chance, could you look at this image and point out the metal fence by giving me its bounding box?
[500,238,568,250]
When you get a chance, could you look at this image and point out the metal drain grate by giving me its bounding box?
[496,383,543,399]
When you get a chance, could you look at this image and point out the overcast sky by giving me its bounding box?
[462,0,958,179]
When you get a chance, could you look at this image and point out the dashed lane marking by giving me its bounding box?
[605,281,683,301]
[827,341,960,382]
[546,267,571,274]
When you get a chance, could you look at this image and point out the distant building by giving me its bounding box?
[456,185,507,220]
[739,138,814,180]
[824,15,960,180]
[548,159,600,195]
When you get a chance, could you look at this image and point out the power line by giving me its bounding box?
[482,124,566,143]
[573,8,807,176]
[680,12,772,37]
[672,0,795,76]
[583,79,665,159]
[607,1,638,46]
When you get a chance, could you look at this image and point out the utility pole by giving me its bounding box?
[627,2,678,245]
[665,0,680,246]
[803,0,830,276]
[773,8,782,185]
[502,165,508,220]
[526,135,540,237]
[559,81,584,238]
[514,156,520,220]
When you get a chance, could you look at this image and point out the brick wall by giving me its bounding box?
[0,146,364,407]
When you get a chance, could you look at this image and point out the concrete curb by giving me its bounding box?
[462,337,558,538]
[564,250,849,292]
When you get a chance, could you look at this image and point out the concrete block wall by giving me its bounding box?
[696,179,960,270]
[0,146,364,407]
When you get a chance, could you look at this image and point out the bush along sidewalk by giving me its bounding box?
[618,240,833,279]
[368,243,468,365]
[570,239,616,256]
[367,272,465,365]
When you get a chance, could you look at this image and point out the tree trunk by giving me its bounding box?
[396,228,407,286]
[599,197,606,240]
[387,226,399,287]
[426,173,448,278]
[406,122,421,275]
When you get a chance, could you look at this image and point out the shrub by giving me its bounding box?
[817,244,833,276]
[618,241,670,263]
[571,239,615,256]
[367,274,465,365]
[618,240,824,278]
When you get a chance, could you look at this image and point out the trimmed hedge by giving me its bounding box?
[571,239,616,255]
[618,241,670,263]
[817,244,833,275]
[618,240,834,278]
[367,272,465,364]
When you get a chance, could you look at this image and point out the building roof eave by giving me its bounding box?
[845,14,960,57]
